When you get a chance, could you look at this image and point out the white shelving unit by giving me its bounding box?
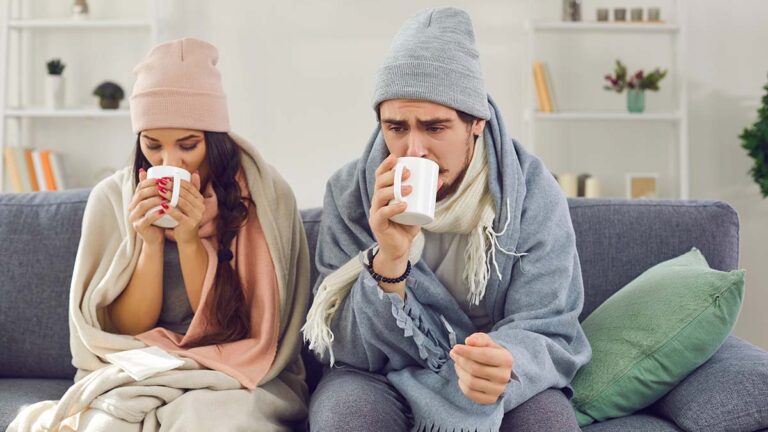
[532,22,680,33]
[5,108,131,118]
[0,0,156,192]
[524,0,689,199]
[8,19,151,29]
[533,111,682,122]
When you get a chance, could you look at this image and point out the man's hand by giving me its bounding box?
[369,154,420,263]
[450,332,515,405]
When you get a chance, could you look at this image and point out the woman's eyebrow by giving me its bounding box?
[176,135,202,142]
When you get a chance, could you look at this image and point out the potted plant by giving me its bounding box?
[45,58,66,110]
[739,74,768,198]
[93,81,125,110]
[604,60,667,113]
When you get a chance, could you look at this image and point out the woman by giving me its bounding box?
[8,38,310,432]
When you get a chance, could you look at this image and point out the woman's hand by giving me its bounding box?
[163,171,205,244]
[128,168,167,245]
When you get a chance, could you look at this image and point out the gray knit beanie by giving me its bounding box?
[372,7,490,120]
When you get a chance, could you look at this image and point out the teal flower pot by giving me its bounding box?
[627,89,645,113]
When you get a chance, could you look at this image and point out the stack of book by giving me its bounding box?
[3,147,67,192]
[533,61,558,113]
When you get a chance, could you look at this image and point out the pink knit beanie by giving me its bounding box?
[130,37,230,133]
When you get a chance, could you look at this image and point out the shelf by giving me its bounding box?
[9,19,152,29]
[533,111,681,122]
[4,108,131,118]
[532,21,679,33]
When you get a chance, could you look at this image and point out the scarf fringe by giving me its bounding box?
[302,255,364,365]
[303,281,339,365]
[466,199,528,306]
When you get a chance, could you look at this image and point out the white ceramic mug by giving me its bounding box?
[145,165,191,228]
[388,157,439,226]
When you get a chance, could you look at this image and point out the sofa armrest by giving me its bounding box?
[652,335,768,432]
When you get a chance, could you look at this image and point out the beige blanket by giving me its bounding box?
[7,134,310,432]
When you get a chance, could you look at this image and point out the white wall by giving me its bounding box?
[5,0,767,349]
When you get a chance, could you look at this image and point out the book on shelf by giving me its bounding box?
[23,149,40,191]
[38,150,58,191]
[30,151,48,191]
[2,147,67,192]
[541,62,558,112]
[533,61,558,113]
[3,147,28,192]
[49,152,67,190]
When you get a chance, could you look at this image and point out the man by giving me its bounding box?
[304,7,591,431]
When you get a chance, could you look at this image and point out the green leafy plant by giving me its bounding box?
[739,75,768,198]
[46,58,65,75]
[604,60,667,92]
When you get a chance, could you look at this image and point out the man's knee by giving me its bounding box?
[500,389,580,432]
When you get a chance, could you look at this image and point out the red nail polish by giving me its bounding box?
[159,209,165,215]
[161,202,169,209]
[158,186,167,193]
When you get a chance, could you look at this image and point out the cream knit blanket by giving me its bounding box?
[7,134,310,432]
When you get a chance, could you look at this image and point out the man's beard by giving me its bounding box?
[436,135,475,202]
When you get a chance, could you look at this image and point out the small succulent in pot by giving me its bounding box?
[93,81,124,110]
[46,59,65,75]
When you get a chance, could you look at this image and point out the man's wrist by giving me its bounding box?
[371,252,409,280]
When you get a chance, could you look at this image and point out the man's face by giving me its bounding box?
[379,99,486,201]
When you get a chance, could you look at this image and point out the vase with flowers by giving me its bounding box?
[604,60,667,113]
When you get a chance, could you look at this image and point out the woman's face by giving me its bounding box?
[139,128,209,186]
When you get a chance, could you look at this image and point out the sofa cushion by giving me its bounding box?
[571,247,745,426]
[0,190,89,379]
[568,199,740,320]
[652,335,768,432]
[0,378,72,431]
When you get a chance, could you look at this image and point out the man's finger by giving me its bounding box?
[375,154,398,176]
[451,344,511,368]
[457,379,499,405]
[465,332,495,348]
[452,351,511,383]
[370,202,408,231]
[454,362,507,395]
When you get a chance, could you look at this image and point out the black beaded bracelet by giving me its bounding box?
[367,251,411,284]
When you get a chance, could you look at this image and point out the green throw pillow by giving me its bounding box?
[571,247,745,426]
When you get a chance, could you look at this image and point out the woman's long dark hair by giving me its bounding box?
[133,132,251,347]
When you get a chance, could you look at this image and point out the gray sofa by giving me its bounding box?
[1,189,767,431]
